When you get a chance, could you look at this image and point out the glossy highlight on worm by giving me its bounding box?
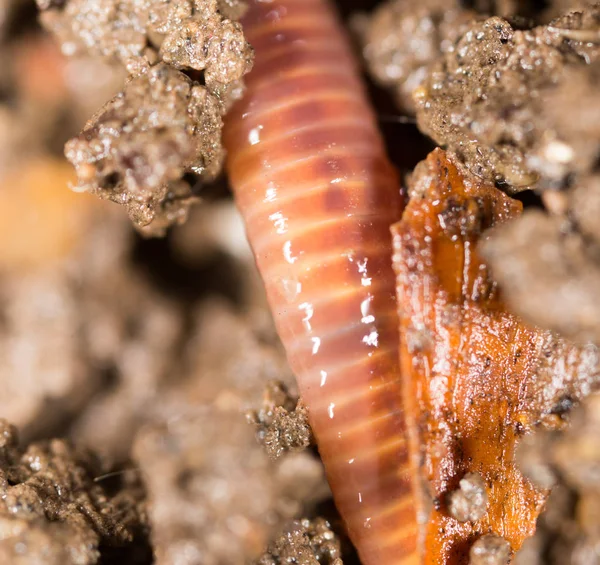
[223,0,419,563]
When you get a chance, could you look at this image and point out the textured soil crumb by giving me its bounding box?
[447,473,489,523]
[482,208,600,344]
[256,518,343,565]
[39,0,252,78]
[354,0,478,114]
[65,64,222,235]
[133,407,326,565]
[515,393,600,564]
[469,534,512,565]
[0,419,144,565]
[248,381,313,459]
[414,7,600,192]
[40,0,253,233]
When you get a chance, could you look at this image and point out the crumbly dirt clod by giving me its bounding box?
[469,533,512,565]
[160,13,253,85]
[414,7,600,192]
[482,210,600,344]
[134,409,275,565]
[64,63,224,234]
[447,473,489,522]
[354,0,479,114]
[68,266,185,461]
[39,0,252,75]
[0,419,144,565]
[134,406,326,565]
[255,518,343,565]
[127,295,328,565]
[40,0,253,233]
[515,393,600,564]
[248,381,313,459]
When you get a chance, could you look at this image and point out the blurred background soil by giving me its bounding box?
[0,0,599,563]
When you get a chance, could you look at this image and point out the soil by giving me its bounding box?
[1,0,600,564]
[39,0,252,234]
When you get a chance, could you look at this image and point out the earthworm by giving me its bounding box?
[222,0,419,563]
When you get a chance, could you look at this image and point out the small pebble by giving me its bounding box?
[447,472,488,522]
[470,534,512,565]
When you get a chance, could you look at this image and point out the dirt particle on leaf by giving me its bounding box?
[469,533,512,565]
[447,472,489,522]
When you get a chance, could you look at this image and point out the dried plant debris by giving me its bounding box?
[0,420,144,565]
[515,393,600,564]
[392,149,600,563]
[133,406,326,565]
[414,6,600,192]
[256,518,343,565]
[354,0,479,114]
[248,381,313,460]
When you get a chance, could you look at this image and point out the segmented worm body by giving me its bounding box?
[223,0,418,563]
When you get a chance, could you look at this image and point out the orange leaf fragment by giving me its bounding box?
[392,149,554,564]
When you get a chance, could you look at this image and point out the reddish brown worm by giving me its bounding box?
[223,0,419,563]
